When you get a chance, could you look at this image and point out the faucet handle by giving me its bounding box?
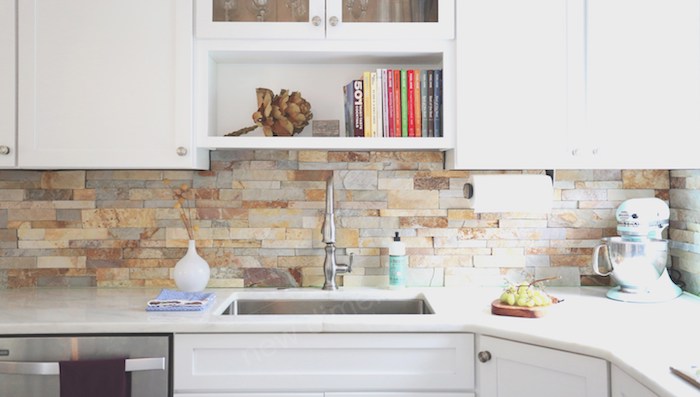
[337,253,354,274]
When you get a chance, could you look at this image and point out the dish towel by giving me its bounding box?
[146,288,215,312]
[59,357,130,397]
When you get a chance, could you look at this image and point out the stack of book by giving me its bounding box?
[343,69,443,138]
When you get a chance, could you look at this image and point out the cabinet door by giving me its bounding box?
[195,0,326,39]
[175,333,474,393]
[0,0,16,168]
[176,394,323,397]
[325,0,454,40]
[449,0,569,170]
[327,393,474,397]
[611,365,658,397]
[584,0,700,169]
[476,336,609,397]
[18,0,207,169]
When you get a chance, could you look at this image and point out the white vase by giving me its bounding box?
[174,240,210,292]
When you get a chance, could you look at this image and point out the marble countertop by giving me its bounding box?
[0,286,698,397]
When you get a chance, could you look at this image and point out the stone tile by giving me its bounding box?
[37,256,86,269]
[298,150,328,162]
[82,209,157,228]
[399,217,448,228]
[387,190,439,209]
[337,170,378,190]
[41,171,86,189]
[414,176,449,190]
[622,170,670,189]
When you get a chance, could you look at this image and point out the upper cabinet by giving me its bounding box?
[448,0,570,170]
[194,0,456,151]
[584,0,700,169]
[450,0,700,170]
[17,0,209,169]
[195,0,454,40]
[0,0,16,168]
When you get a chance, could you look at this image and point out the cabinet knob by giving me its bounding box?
[477,351,492,363]
[592,148,599,156]
[0,145,9,155]
[311,15,322,26]
[176,146,188,156]
[329,16,339,27]
[571,148,579,156]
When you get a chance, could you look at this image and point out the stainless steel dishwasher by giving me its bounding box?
[0,334,171,397]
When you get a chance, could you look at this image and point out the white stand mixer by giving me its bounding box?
[592,198,683,302]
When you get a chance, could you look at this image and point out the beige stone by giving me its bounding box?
[41,171,86,189]
[298,151,328,162]
[387,190,439,209]
[82,209,157,228]
[622,170,670,189]
[37,256,86,269]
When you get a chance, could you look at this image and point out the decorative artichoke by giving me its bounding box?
[252,88,313,136]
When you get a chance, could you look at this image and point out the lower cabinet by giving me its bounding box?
[174,333,475,396]
[611,365,659,397]
[476,335,609,397]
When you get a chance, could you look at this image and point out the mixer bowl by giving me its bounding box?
[594,237,668,292]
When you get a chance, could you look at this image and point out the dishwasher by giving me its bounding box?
[0,334,171,397]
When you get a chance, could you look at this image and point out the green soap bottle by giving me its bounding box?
[389,232,407,289]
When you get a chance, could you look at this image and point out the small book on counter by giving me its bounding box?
[146,289,215,312]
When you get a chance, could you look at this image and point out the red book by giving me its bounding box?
[407,69,416,137]
[386,69,395,137]
[393,69,402,138]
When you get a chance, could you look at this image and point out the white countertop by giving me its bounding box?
[0,286,698,397]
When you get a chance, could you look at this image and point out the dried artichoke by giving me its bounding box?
[227,88,313,137]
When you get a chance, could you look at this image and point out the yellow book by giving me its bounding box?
[362,71,372,137]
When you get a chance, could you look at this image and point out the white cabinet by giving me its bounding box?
[195,0,454,40]
[611,365,659,397]
[177,394,323,397]
[476,336,609,397]
[174,333,474,395]
[450,0,700,170]
[17,0,208,169]
[0,0,16,168]
[448,0,570,170]
[583,0,700,169]
[327,393,472,397]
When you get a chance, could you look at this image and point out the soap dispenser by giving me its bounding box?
[388,232,407,289]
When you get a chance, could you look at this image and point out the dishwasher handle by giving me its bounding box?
[0,357,165,375]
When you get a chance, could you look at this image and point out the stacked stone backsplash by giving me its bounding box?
[0,150,692,292]
[669,170,700,295]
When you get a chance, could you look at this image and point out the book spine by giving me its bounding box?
[370,72,378,138]
[413,70,422,137]
[400,69,408,137]
[352,79,364,137]
[343,81,353,137]
[381,68,389,138]
[427,70,434,138]
[407,69,415,137]
[386,69,395,137]
[420,70,428,138]
[434,69,442,138]
[375,70,383,137]
[362,71,372,137]
[393,69,402,138]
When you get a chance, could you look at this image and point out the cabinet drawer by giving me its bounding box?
[174,333,474,393]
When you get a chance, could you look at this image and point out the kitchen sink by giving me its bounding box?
[220,298,434,315]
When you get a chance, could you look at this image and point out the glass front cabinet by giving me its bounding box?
[195,0,455,39]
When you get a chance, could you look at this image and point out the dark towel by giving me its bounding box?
[59,357,130,397]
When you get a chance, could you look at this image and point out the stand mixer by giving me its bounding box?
[592,198,682,302]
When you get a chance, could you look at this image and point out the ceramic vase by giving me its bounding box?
[174,240,210,292]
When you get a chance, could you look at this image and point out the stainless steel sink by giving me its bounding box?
[220,298,434,315]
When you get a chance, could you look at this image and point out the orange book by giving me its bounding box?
[393,69,402,138]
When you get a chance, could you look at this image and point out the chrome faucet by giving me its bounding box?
[322,174,353,290]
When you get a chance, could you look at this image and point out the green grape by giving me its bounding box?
[500,292,510,304]
[516,296,529,307]
[506,293,516,306]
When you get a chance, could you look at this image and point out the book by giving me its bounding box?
[420,69,428,138]
[427,70,434,137]
[343,81,353,137]
[352,79,364,137]
[381,68,389,138]
[434,69,442,137]
[414,69,422,137]
[362,71,372,137]
[407,69,416,137]
[370,71,378,137]
[393,69,402,138]
[400,69,408,137]
[386,69,395,137]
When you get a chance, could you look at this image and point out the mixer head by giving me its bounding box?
[616,198,670,240]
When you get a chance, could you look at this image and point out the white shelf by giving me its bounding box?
[201,136,453,151]
[195,40,455,151]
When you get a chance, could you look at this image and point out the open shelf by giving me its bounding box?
[195,40,455,151]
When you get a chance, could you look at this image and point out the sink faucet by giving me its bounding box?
[322,174,353,290]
